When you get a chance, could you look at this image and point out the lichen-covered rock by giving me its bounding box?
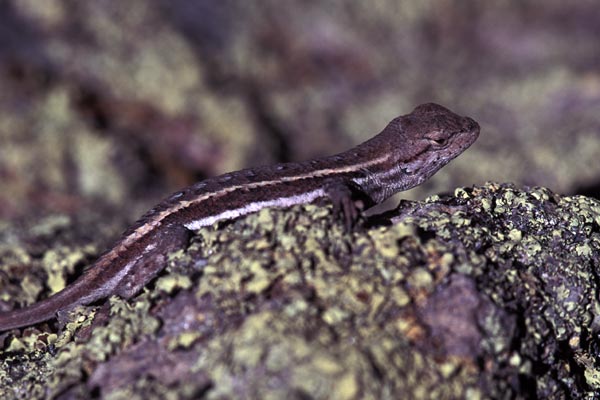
[1,182,599,399]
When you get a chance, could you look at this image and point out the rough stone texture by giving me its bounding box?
[1,183,599,399]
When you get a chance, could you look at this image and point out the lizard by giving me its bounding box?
[0,103,480,332]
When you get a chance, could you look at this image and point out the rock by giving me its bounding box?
[1,182,598,399]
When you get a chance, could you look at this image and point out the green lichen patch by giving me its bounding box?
[1,182,600,399]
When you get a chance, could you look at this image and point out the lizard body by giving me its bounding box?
[0,103,479,331]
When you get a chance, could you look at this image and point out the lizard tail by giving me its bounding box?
[0,277,102,332]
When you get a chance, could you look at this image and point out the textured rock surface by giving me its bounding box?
[1,183,599,399]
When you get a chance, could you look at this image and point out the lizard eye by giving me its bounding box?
[428,137,448,147]
[424,131,449,147]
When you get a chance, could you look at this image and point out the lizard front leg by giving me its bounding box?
[323,179,375,230]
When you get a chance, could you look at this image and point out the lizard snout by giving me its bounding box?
[463,117,480,135]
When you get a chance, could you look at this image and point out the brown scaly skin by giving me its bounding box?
[0,103,479,332]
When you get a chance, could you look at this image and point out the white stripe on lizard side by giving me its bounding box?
[184,188,326,230]
[124,154,391,244]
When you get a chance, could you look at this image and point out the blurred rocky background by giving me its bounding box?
[0,0,599,220]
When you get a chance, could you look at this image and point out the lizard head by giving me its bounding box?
[364,103,480,200]
[407,102,480,158]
